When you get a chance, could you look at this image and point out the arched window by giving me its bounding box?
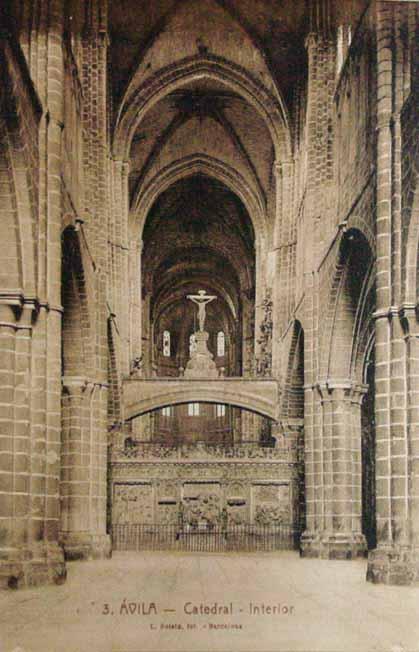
[216,404,226,418]
[189,333,197,356]
[162,406,172,417]
[163,330,171,357]
[217,331,225,357]
[188,403,200,416]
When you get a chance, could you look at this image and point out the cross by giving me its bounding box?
[187,290,217,332]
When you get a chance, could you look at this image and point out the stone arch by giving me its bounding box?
[323,229,375,382]
[114,55,291,163]
[280,320,304,422]
[147,244,251,302]
[131,111,266,210]
[118,0,287,115]
[61,227,95,378]
[0,51,40,302]
[0,115,23,299]
[131,154,267,244]
[124,386,278,422]
[401,92,419,307]
[403,176,419,306]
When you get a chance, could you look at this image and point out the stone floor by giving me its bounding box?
[1,551,418,652]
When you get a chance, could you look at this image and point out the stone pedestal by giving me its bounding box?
[184,331,218,378]
[59,533,111,562]
[367,546,419,585]
[300,531,367,560]
[0,542,66,590]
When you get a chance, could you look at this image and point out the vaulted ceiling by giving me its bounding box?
[111,0,308,220]
[110,0,308,112]
[117,0,369,326]
[143,175,255,324]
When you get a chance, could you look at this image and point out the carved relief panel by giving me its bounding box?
[112,483,154,524]
[251,483,291,525]
[182,482,221,528]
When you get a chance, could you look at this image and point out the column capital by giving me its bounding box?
[373,304,419,335]
[400,303,419,336]
[62,376,89,394]
[315,379,368,402]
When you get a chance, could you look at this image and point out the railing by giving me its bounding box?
[112,523,299,553]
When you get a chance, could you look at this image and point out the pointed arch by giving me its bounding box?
[114,55,291,163]
[131,110,265,209]
[131,154,267,243]
[0,115,23,298]
[0,38,41,301]
[280,320,304,421]
[403,173,419,306]
[61,227,95,378]
[322,229,375,382]
[117,0,287,121]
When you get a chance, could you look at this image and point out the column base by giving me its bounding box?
[60,532,112,561]
[300,531,367,560]
[367,545,419,585]
[0,542,66,589]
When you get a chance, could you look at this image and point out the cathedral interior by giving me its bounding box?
[0,0,418,590]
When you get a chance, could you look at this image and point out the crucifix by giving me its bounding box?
[187,290,217,332]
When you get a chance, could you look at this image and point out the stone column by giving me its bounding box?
[405,310,419,552]
[300,2,337,557]
[368,306,419,584]
[301,382,367,558]
[0,303,65,588]
[60,377,111,560]
[366,1,419,585]
[301,384,318,543]
[0,306,23,587]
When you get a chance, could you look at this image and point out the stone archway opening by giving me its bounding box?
[135,173,259,445]
[112,171,301,548]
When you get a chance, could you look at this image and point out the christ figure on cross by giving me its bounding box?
[187,290,217,332]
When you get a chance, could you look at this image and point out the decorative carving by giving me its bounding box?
[252,483,291,525]
[130,356,143,375]
[113,484,153,524]
[112,461,297,484]
[113,442,296,462]
[254,504,283,526]
[111,459,298,531]
[256,290,273,377]
[183,483,221,528]
[157,503,178,525]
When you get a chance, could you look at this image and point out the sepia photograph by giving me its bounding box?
[0,0,418,651]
